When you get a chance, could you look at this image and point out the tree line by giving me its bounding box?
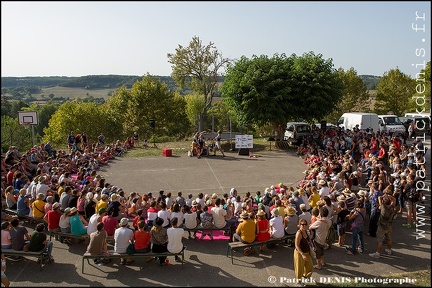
[1,36,429,152]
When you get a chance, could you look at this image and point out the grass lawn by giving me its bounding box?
[125,137,297,157]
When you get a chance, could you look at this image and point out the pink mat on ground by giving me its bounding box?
[194,230,230,241]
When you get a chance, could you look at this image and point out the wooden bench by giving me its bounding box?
[226,235,295,264]
[82,249,185,273]
[183,226,232,239]
[49,231,89,243]
[2,248,46,270]
[4,209,46,225]
[48,231,115,244]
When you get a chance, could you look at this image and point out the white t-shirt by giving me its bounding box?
[269,216,285,239]
[87,214,100,235]
[114,227,134,254]
[171,212,184,227]
[167,227,184,254]
[36,183,50,198]
[319,186,330,199]
[158,210,171,227]
[196,198,205,208]
[184,212,198,229]
[59,215,70,229]
[211,206,227,228]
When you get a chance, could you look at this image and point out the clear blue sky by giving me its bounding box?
[1,1,430,78]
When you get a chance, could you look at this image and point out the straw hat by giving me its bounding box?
[240,211,250,219]
[285,206,297,216]
[337,195,346,202]
[257,210,265,217]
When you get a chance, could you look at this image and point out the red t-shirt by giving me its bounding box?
[102,215,118,236]
[46,210,62,230]
[256,218,270,242]
[134,230,151,250]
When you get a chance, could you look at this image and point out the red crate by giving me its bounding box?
[162,148,172,157]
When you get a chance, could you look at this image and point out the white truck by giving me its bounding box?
[337,112,380,132]
[377,115,406,135]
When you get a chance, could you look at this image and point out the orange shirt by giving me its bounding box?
[134,230,151,250]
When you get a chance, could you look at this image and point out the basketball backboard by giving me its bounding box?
[18,111,38,125]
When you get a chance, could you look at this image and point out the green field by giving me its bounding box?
[31,86,116,100]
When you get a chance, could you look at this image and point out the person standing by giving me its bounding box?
[369,194,397,258]
[402,174,421,229]
[368,182,382,237]
[212,130,225,157]
[309,206,331,270]
[294,218,313,284]
[345,200,366,255]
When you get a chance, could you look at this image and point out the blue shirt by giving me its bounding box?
[370,189,383,213]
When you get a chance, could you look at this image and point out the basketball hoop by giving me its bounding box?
[23,122,32,129]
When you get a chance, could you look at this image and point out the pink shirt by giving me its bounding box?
[1,230,12,246]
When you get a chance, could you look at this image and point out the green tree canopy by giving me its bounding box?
[106,75,189,139]
[167,36,231,130]
[374,68,415,116]
[43,101,120,146]
[325,67,371,123]
[221,52,343,136]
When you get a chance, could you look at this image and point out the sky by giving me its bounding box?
[1,1,431,78]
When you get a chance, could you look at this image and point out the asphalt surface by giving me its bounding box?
[5,138,431,287]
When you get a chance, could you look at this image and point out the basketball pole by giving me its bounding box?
[31,125,35,146]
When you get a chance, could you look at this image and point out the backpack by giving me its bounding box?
[408,187,420,202]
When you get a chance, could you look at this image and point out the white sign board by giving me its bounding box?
[235,134,253,149]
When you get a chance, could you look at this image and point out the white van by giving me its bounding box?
[378,115,406,135]
[284,122,311,143]
[337,112,379,132]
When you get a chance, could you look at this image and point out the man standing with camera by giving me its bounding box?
[369,194,397,258]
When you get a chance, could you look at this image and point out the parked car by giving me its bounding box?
[400,116,431,136]
[284,122,311,144]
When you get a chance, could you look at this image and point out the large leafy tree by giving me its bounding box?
[374,68,415,116]
[167,36,230,131]
[43,101,119,146]
[325,67,372,123]
[221,52,343,137]
[1,116,32,151]
[106,75,189,139]
[184,93,206,132]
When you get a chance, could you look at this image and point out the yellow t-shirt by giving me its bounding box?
[95,200,108,214]
[58,186,65,197]
[309,193,321,208]
[236,219,256,243]
[32,199,46,218]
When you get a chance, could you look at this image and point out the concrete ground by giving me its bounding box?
[5,140,431,287]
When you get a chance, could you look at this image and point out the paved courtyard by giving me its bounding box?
[5,148,431,287]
